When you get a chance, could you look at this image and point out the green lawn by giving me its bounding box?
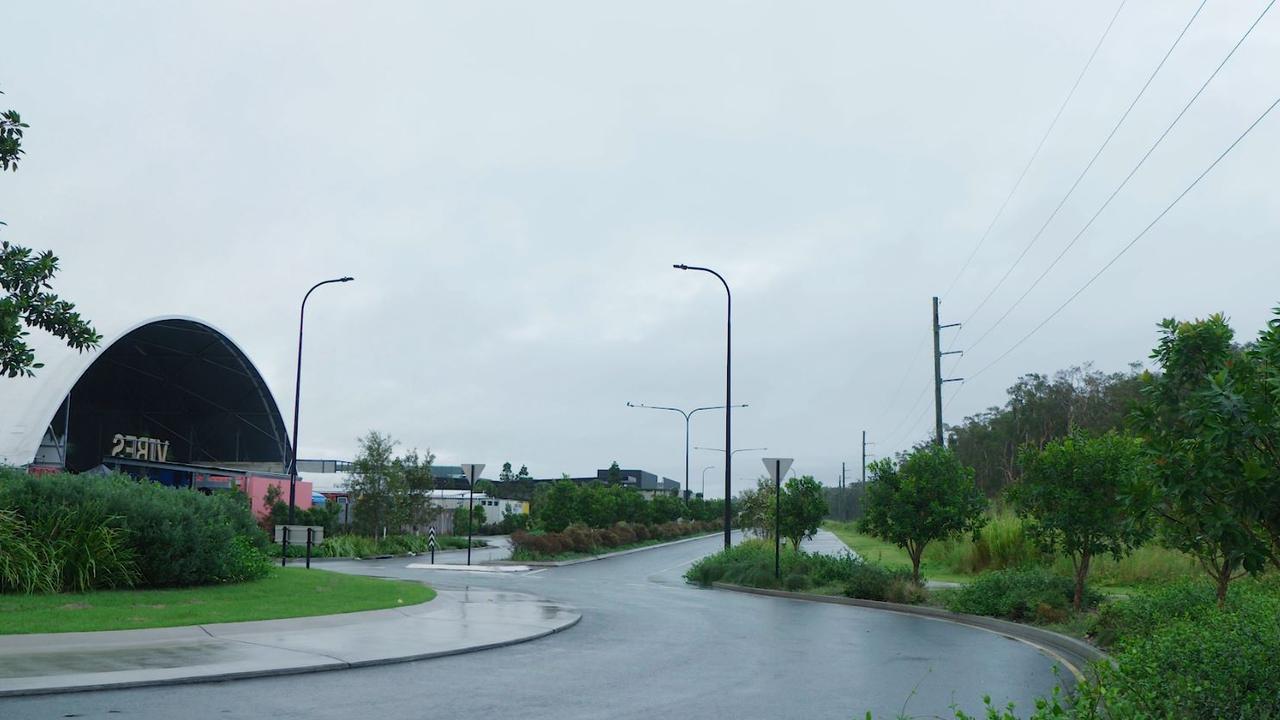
[0,568,434,635]
[823,521,972,584]
[511,532,717,562]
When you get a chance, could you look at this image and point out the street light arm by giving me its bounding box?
[626,402,691,419]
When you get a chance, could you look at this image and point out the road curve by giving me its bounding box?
[0,534,1066,720]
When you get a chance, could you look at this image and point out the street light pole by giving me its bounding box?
[674,263,732,549]
[288,276,354,525]
[700,465,715,498]
[626,402,747,501]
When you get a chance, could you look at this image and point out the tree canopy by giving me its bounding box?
[1,90,99,377]
[861,444,987,582]
[1131,311,1280,604]
[1011,430,1152,609]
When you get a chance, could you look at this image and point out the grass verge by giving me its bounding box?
[823,521,971,584]
[510,533,715,562]
[0,568,434,634]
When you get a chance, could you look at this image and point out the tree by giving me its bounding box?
[1,90,100,377]
[861,444,987,583]
[1010,430,1152,610]
[606,461,623,485]
[390,448,436,532]
[736,478,774,538]
[1131,312,1280,605]
[452,503,486,535]
[344,431,398,537]
[498,462,515,483]
[779,475,828,552]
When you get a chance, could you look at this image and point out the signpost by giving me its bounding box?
[461,464,485,566]
[762,457,794,579]
[428,526,437,564]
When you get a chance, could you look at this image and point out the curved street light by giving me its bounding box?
[288,276,355,525]
[694,446,766,498]
[674,263,733,548]
[626,402,747,500]
[700,465,715,498]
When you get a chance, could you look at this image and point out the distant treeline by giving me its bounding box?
[947,363,1143,497]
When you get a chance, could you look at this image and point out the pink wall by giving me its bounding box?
[242,475,312,519]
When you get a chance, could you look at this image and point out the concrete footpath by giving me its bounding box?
[0,587,580,697]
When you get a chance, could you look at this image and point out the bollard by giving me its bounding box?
[305,527,313,569]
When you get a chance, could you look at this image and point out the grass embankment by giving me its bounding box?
[511,533,716,562]
[824,520,970,584]
[824,517,1200,593]
[0,568,434,635]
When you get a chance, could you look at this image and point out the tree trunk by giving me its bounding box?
[909,544,923,584]
[1073,552,1091,612]
[1215,557,1231,609]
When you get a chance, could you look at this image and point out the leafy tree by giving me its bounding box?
[1131,312,1279,605]
[516,464,532,482]
[1010,430,1152,610]
[735,478,774,538]
[532,478,581,532]
[861,444,987,583]
[606,461,622,484]
[498,462,515,483]
[452,503,485,535]
[390,448,436,532]
[344,431,398,537]
[1,90,100,377]
[779,475,828,552]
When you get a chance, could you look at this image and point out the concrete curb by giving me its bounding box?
[490,532,720,567]
[711,582,1106,681]
[0,589,581,698]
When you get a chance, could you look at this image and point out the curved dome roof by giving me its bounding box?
[0,316,289,471]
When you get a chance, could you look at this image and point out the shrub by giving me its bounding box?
[30,503,137,592]
[0,470,265,589]
[842,562,915,602]
[943,567,1099,621]
[317,534,379,558]
[1089,579,1221,649]
[222,536,272,582]
[0,508,56,593]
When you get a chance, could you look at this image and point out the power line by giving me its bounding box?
[960,0,1209,335]
[940,0,1130,301]
[965,0,1273,355]
[969,90,1280,381]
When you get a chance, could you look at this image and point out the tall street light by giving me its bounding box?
[674,263,732,549]
[694,446,766,498]
[626,402,747,501]
[288,276,354,525]
[700,465,715,498]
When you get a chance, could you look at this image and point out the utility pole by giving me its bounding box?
[932,296,963,447]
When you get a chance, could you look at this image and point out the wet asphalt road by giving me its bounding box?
[0,534,1065,720]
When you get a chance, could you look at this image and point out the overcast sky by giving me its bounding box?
[3,1,1277,496]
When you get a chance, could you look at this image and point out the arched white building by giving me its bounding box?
[0,317,291,489]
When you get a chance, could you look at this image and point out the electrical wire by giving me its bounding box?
[968,90,1280,381]
[965,0,1272,355]
[940,0,1130,301]
[960,0,1211,336]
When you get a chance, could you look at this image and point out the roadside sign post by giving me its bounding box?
[762,457,794,579]
[428,526,437,564]
[461,464,485,566]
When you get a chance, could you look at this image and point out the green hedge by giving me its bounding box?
[940,567,1100,623]
[0,469,268,590]
[684,539,925,603]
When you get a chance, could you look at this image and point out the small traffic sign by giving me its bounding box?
[761,457,793,481]
[427,526,437,551]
